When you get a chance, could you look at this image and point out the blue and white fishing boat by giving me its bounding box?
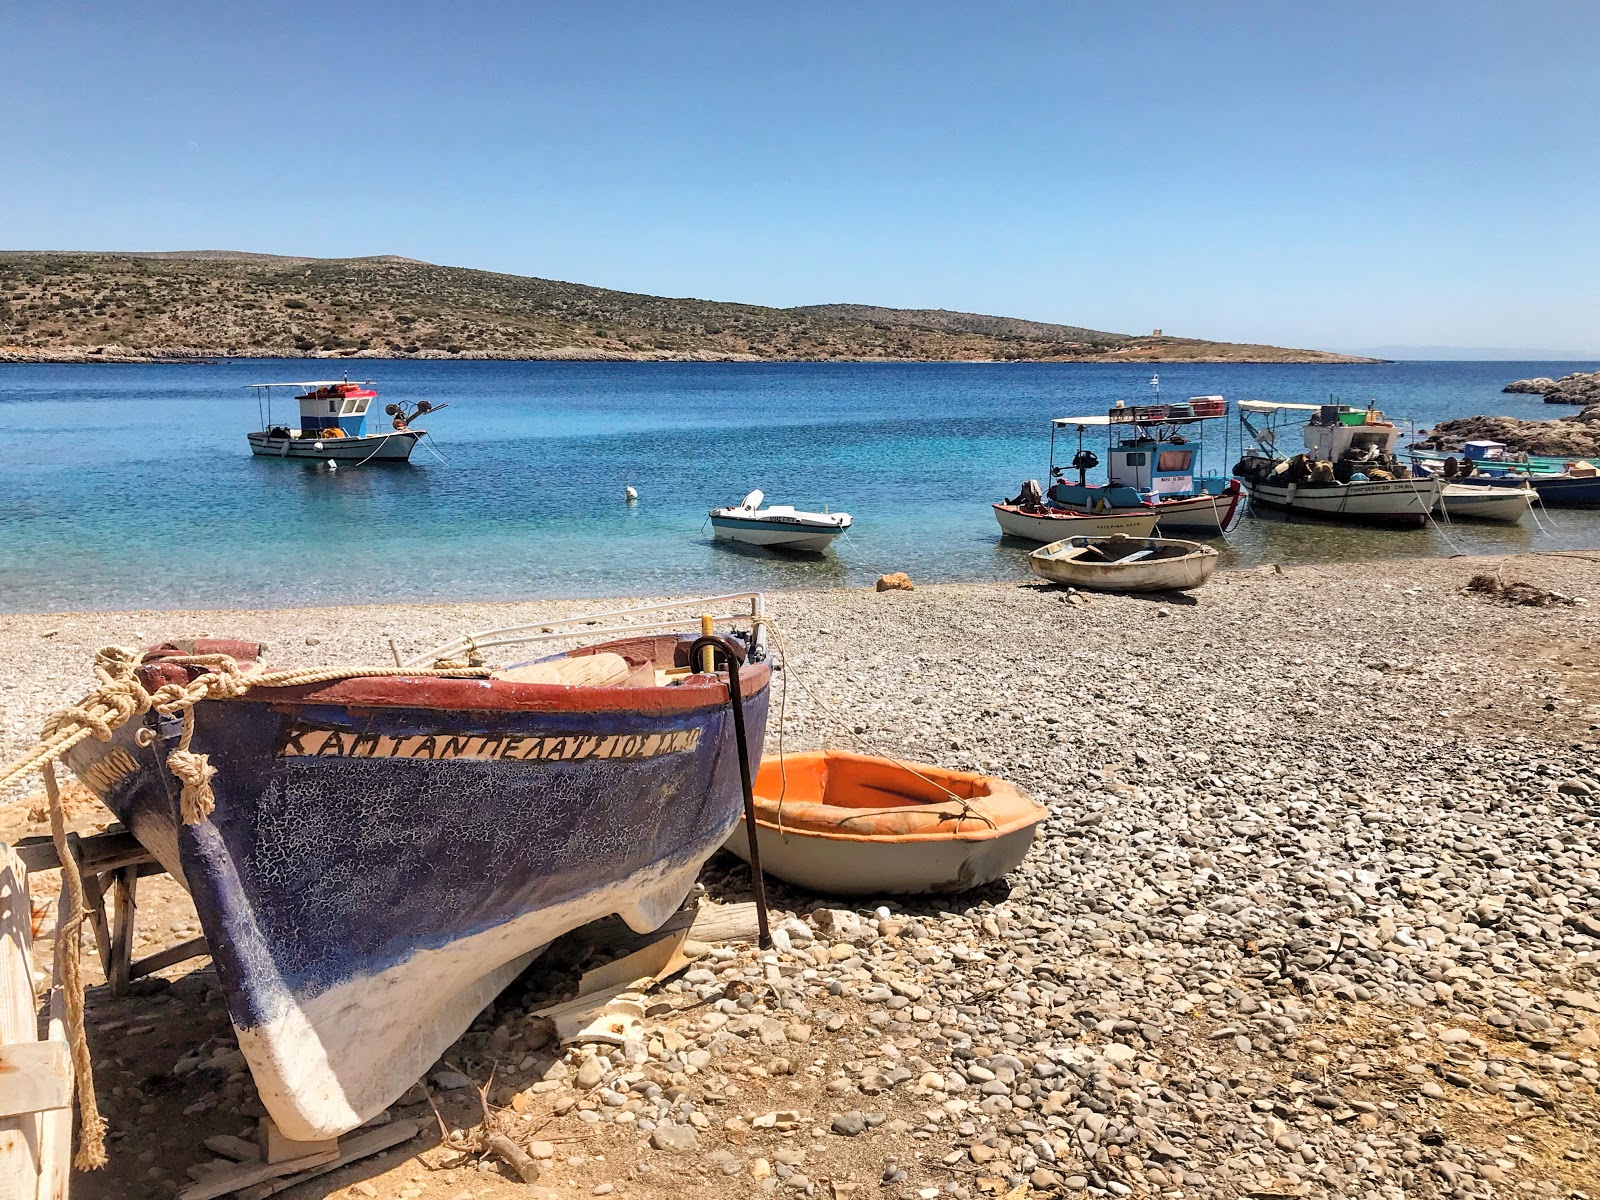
[60,595,771,1141]
[245,377,442,462]
[1045,392,1243,532]
[1408,438,1600,506]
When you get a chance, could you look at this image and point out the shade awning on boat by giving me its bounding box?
[244,381,375,389]
[1051,415,1115,426]
[1237,400,1322,413]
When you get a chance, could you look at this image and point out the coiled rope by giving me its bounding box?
[0,648,493,1169]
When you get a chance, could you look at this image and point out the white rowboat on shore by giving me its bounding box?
[1028,535,1219,592]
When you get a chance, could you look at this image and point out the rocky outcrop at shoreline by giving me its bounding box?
[1429,404,1600,456]
[1502,371,1600,405]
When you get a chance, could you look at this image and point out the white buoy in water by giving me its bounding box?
[625,486,638,503]
[325,460,337,471]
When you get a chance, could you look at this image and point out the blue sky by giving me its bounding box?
[2,1,1596,354]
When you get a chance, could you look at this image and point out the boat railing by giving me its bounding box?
[408,592,767,667]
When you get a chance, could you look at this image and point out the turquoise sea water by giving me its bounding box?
[2,359,1597,613]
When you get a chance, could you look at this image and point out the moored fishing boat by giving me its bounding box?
[992,500,1159,543]
[1047,392,1244,532]
[709,490,852,551]
[245,377,443,463]
[1234,400,1442,525]
[1028,534,1218,592]
[1408,438,1600,506]
[53,596,771,1141]
[724,751,1045,895]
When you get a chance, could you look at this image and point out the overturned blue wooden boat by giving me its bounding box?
[60,596,771,1141]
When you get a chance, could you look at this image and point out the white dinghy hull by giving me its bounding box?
[1439,483,1534,522]
[1029,535,1219,592]
[710,490,851,550]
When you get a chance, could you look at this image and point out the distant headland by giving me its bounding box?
[0,251,1380,365]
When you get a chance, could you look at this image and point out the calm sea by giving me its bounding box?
[2,359,1596,613]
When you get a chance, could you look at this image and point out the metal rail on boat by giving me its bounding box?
[408,592,767,666]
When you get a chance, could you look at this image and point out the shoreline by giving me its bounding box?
[0,349,1386,366]
[8,550,1600,1198]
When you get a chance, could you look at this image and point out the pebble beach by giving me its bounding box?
[3,552,1600,1200]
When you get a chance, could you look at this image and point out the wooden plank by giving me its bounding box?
[201,1133,261,1162]
[257,1116,338,1165]
[556,898,763,963]
[130,935,210,981]
[0,1042,71,1117]
[13,829,155,876]
[577,927,691,996]
[176,1148,339,1199]
[78,869,113,978]
[38,975,73,1199]
[109,865,138,996]
[0,846,42,1200]
[234,1119,423,1200]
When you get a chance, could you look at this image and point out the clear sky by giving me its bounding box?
[2,1,1596,354]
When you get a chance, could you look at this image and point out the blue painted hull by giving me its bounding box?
[64,642,768,1138]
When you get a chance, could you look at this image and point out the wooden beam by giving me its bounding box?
[13,828,156,876]
[257,1117,337,1165]
[129,935,209,980]
[0,1042,71,1118]
[176,1148,339,1200]
[78,869,113,978]
[108,866,138,996]
[235,1119,423,1200]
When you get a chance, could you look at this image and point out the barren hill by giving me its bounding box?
[0,252,1375,364]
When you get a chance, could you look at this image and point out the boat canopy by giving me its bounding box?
[1054,396,1229,427]
[1237,400,1322,413]
[1052,415,1115,427]
[245,380,375,389]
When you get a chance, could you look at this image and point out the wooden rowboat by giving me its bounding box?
[59,599,771,1142]
[723,751,1045,896]
[1028,534,1218,592]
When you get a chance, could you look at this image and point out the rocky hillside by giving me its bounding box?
[1430,405,1600,457]
[1503,371,1600,405]
[0,251,1375,364]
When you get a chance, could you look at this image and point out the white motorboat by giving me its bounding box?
[1438,482,1535,523]
[709,490,851,551]
[992,502,1159,543]
[1029,535,1219,592]
[1234,401,1442,525]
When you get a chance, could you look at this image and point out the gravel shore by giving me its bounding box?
[3,552,1599,1199]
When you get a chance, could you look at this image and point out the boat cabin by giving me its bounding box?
[292,381,377,438]
[1048,396,1228,506]
[1462,439,1511,463]
[1301,404,1401,464]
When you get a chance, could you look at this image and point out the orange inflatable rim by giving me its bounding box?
[749,750,1046,845]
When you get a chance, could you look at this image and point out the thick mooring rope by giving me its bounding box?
[0,647,494,1169]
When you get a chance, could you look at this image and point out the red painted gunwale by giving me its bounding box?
[136,638,769,716]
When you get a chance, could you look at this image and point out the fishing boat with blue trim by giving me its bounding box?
[246,376,443,462]
[57,595,771,1141]
[1044,392,1244,533]
[1407,437,1600,506]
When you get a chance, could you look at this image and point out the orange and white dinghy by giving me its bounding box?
[723,750,1047,896]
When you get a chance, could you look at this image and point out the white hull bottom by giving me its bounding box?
[723,822,1039,896]
[993,507,1160,543]
[1242,478,1441,524]
[248,431,422,462]
[236,851,709,1140]
[711,524,844,550]
[1439,485,1533,522]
